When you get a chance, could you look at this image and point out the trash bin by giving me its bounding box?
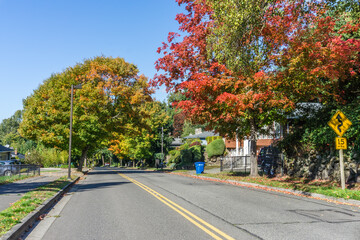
[195,162,205,174]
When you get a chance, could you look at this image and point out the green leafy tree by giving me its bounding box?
[109,101,172,165]
[0,110,22,145]
[20,56,152,171]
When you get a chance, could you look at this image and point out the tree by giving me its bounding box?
[173,111,186,137]
[153,0,360,177]
[20,56,152,171]
[153,0,291,176]
[0,110,22,145]
[109,100,171,166]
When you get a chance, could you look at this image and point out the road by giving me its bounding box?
[25,168,360,240]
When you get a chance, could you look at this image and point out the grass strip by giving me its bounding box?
[200,172,360,201]
[0,175,34,185]
[0,176,71,237]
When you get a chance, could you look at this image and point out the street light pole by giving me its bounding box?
[68,84,82,180]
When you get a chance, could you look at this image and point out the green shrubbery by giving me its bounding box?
[180,149,193,163]
[167,139,204,169]
[24,147,68,167]
[205,136,222,144]
[206,139,225,158]
[190,145,202,162]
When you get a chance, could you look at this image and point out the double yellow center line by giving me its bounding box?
[118,173,235,240]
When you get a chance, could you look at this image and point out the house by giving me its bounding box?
[183,129,219,145]
[0,145,12,160]
[224,103,322,156]
[11,149,25,160]
[224,137,276,156]
[170,137,183,149]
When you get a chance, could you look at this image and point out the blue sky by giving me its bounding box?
[0,0,183,122]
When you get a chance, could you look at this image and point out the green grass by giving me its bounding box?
[201,172,360,201]
[0,177,72,236]
[0,175,34,185]
[204,165,220,170]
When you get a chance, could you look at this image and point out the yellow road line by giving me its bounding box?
[118,173,235,240]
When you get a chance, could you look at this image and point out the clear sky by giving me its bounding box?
[0,0,183,122]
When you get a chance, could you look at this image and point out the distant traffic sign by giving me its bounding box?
[328,110,352,137]
[335,137,347,150]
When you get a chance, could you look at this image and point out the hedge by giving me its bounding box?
[206,139,225,158]
[190,145,202,162]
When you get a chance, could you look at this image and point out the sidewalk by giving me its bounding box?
[0,168,86,212]
[0,175,59,212]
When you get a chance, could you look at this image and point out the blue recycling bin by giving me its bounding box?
[195,162,205,174]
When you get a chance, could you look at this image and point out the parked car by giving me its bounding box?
[0,160,21,176]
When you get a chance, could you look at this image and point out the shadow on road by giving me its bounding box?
[74,181,130,192]
[68,168,167,193]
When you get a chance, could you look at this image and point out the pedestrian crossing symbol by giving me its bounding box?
[328,110,352,137]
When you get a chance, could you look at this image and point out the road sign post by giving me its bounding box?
[328,110,352,190]
[339,148,345,190]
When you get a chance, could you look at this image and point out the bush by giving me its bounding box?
[180,149,193,163]
[206,136,222,145]
[154,153,164,160]
[206,139,225,158]
[168,150,181,164]
[189,141,201,147]
[24,147,68,167]
[190,145,202,162]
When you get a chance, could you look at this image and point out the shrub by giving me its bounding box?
[168,150,181,164]
[206,139,225,158]
[206,136,222,145]
[180,149,193,163]
[189,141,201,147]
[179,142,190,151]
[190,145,202,162]
[154,153,164,160]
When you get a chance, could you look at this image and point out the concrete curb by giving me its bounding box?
[170,172,360,207]
[0,177,80,240]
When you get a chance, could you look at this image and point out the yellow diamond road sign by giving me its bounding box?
[328,110,352,137]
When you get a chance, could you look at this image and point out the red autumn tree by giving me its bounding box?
[152,0,360,176]
[172,111,186,137]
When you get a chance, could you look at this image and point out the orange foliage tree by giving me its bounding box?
[152,0,360,176]
[20,56,152,171]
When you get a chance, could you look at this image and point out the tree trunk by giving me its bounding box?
[102,155,104,166]
[77,146,89,172]
[249,119,259,177]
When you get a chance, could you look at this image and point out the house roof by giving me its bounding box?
[0,145,12,153]
[170,137,183,147]
[183,131,219,139]
[287,102,322,119]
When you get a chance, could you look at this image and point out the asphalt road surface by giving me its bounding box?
[25,168,360,240]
